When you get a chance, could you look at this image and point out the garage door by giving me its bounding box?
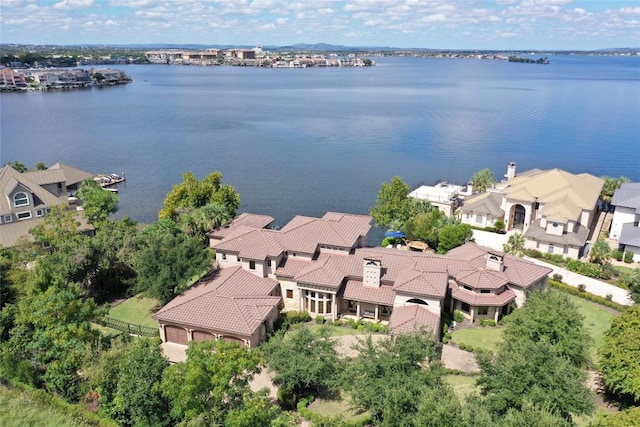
[192,331,216,342]
[221,335,245,345]
[165,326,188,345]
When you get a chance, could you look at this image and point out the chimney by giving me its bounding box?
[363,259,381,288]
[505,162,517,181]
[465,182,474,196]
[486,253,504,272]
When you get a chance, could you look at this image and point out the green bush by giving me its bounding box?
[577,284,586,292]
[624,251,634,263]
[542,253,565,264]
[442,337,449,344]
[381,237,398,247]
[458,343,466,351]
[479,319,487,327]
[523,248,543,258]
[453,310,464,323]
[484,226,497,233]
[612,249,624,261]
[465,345,474,352]
[494,219,506,232]
[487,319,496,327]
[566,259,605,279]
[552,273,563,281]
[315,315,325,325]
[277,387,296,410]
[548,279,625,311]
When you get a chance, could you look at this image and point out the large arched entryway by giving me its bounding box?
[511,204,526,230]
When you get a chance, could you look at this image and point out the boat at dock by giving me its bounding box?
[94,173,125,187]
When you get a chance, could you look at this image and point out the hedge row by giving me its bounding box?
[549,280,625,311]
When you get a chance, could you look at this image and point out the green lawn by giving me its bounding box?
[566,294,617,364]
[107,295,160,328]
[308,392,370,422]
[444,374,479,398]
[450,326,503,352]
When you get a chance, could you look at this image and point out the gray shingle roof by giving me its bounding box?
[619,222,640,247]
[611,182,640,213]
[459,191,504,217]
[524,219,589,247]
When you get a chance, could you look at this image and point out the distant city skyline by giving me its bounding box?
[1,0,639,50]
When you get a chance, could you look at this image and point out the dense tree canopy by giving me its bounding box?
[599,306,640,404]
[477,290,594,419]
[470,169,496,193]
[403,209,448,247]
[601,176,631,205]
[77,179,119,223]
[159,171,240,221]
[261,326,341,398]
[437,223,473,253]
[369,176,412,229]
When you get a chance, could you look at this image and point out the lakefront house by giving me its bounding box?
[0,163,94,248]
[608,182,640,262]
[154,211,551,349]
[459,162,604,259]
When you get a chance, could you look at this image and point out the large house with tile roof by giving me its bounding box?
[609,182,640,262]
[0,163,93,248]
[460,162,604,259]
[154,211,551,349]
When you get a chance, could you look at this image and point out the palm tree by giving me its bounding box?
[503,232,526,257]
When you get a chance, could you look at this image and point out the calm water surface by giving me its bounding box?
[1,56,639,228]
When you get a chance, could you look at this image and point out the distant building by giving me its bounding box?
[408,182,465,217]
[609,182,640,262]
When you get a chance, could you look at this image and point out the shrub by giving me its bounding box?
[442,324,449,334]
[299,311,311,322]
[494,219,505,232]
[624,251,634,263]
[453,310,464,323]
[465,345,474,352]
[479,319,487,327]
[458,343,466,351]
[277,387,296,410]
[484,226,497,233]
[566,259,605,279]
[542,253,565,264]
[442,336,449,344]
[523,248,542,258]
[612,249,624,261]
[577,284,586,292]
[552,273,563,281]
[487,319,496,327]
[381,237,397,247]
[315,315,325,325]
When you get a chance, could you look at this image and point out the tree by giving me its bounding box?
[341,330,442,424]
[501,401,572,427]
[3,160,27,172]
[599,306,640,404]
[470,169,496,193]
[178,202,233,241]
[477,290,594,419]
[601,176,631,207]
[437,223,473,253]
[592,406,640,427]
[133,231,211,304]
[503,232,525,256]
[77,179,119,223]
[590,238,611,265]
[161,339,261,424]
[261,326,341,398]
[369,176,412,228]
[225,390,284,427]
[159,171,240,221]
[403,209,448,248]
[34,162,48,170]
[619,268,640,304]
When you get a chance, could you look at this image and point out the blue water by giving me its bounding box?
[1,55,639,228]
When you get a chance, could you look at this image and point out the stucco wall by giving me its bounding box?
[279,279,301,312]
[610,207,638,239]
[393,294,442,314]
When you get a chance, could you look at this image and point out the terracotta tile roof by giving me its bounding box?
[450,282,516,306]
[447,243,552,288]
[275,257,315,278]
[294,255,347,289]
[206,213,274,240]
[393,269,449,298]
[454,269,508,290]
[153,266,281,337]
[339,280,396,305]
[389,305,440,337]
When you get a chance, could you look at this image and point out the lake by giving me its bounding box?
[1,55,639,229]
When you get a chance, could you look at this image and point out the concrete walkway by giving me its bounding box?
[472,229,633,306]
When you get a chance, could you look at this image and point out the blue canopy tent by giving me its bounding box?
[384,231,405,239]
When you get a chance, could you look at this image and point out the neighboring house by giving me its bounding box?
[206,212,275,248]
[155,211,551,349]
[609,182,640,262]
[460,163,604,259]
[0,163,93,247]
[408,182,466,217]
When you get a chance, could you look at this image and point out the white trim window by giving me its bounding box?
[36,209,44,217]
[13,192,29,207]
[2,214,12,223]
[17,211,32,220]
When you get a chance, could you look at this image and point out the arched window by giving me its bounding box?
[13,192,28,207]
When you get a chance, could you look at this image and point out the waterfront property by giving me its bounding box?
[408,182,468,217]
[0,163,94,247]
[459,162,604,259]
[609,182,640,262]
[154,211,551,349]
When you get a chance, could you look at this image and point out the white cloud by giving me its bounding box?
[574,8,585,15]
[53,0,94,9]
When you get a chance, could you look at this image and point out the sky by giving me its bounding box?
[1,0,639,50]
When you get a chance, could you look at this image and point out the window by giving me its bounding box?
[461,302,470,313]
[466,213,471,220]
[480,289,491,294]
[267,259,272,267]
[17,211,32,220]
[478,306,489,315]
[475,214,483,224]
[548,244,554,254]
[45,208,51,214]
[348,300,357,313]
[3,215,12,223]
[463,285,473,291]
[381,305,392,316]
[13,192,28,207]
[36,209,44,217]
[249,260,256,270]
[221,253,227,260]
[286,289,293,299]
[552,222,558,228]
